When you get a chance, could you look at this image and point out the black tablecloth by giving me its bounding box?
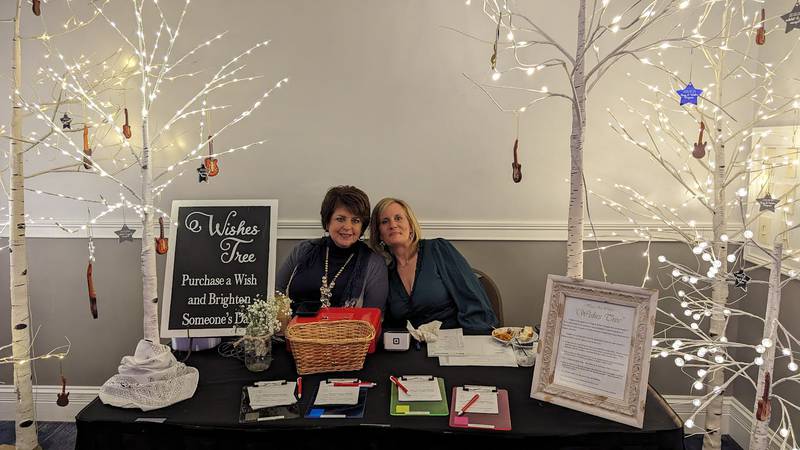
[76,341,684,450]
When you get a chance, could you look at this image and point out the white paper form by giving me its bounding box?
[397,376,442,402]
[552,297,636,400]
[454,387,499,414]
[438,336,517,367]
[247,381,297,409]
[426,328,465,356]
[313,382,360,406]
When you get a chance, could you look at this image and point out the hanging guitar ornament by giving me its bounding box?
[490,12,502,70]
[122,108,132,139]
[87,262,98,319]
[204,135,219,177]
[82,125,92,169]
[782,2,800,33]
[60,112,72,130]
[56,375,69,407]
[756,372,771,420]
[512,139,522,183]
[692,122,707,159]
[32,0,41,16]
[676,82,703,106]
[511,115,522,182]
[756,8,767,45]
[155,217,168,255]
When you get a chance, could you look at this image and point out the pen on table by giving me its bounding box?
[297,377,302,399]
[333,381,376,388]
[457,393,480,416]
[389,376,409,394]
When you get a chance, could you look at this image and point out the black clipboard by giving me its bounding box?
[239,384,301,423]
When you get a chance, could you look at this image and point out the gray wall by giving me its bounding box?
[1,237,711,397]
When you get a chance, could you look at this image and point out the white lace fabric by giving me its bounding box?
[99,339,199,411]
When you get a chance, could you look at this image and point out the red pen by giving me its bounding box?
[457,393,480,416]
[389,376,409,394]
[297,377,302,399]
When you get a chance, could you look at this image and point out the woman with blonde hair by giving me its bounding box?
[369,198,497,332]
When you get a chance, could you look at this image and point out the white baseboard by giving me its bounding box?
[0,387,754,449]
[0,385,99,422]
[664,394,754,450]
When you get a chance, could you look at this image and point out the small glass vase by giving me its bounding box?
[244,334,273,372]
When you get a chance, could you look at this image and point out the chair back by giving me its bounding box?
[473,268,503,327]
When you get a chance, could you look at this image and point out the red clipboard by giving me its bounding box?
[287,307,382,353]
[448,387,512,431]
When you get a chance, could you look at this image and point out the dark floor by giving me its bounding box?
[1,422,745,450]
[0,421,76,450]
[685,435,744,450]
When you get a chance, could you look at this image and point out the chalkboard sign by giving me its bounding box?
[160,200,278,337]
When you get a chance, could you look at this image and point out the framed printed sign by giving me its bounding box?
[160,199,278,338]
[531,275,658,428]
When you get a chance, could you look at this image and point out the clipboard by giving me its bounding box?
[390,376,449,416]
[239,384,300,423]
[448,386,512,431]
[304,384,369,419]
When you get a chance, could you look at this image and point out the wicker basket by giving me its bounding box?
[286,319,375,375]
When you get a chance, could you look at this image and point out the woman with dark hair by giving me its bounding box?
[369,197,497,333]
[276,186,388,310]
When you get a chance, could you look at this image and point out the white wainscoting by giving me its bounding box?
[13,219,713,241]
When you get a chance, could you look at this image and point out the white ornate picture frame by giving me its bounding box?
[531,275,658,428]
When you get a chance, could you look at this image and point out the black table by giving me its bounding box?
[76,341,684,450]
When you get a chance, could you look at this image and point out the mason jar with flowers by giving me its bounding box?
[239,293,291,372]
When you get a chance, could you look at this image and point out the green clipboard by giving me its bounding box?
[390,376,449,416]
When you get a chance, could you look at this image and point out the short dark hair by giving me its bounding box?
[320,186,371,235]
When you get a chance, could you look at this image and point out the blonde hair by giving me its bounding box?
[369,197,422,256]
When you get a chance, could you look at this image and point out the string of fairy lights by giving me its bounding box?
[1,0,288,236]
[463,0,800,446]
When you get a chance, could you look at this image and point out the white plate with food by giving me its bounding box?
[492,326,537,345]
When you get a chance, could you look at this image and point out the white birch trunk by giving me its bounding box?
[9,0,40,448]
[703,5,731,448]
[566,0,587,279]
[141,115,159,342]
[748,243,782,450]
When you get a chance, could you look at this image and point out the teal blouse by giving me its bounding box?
[386,239,498,333]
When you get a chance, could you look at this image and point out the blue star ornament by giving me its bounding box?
[783,2,800,33]
[677,82,703,106]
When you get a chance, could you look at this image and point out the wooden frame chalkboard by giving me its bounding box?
[160,199,279,337]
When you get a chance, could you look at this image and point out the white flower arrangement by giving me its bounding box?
[242,292,292,336]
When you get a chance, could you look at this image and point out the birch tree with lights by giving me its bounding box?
[463,0,800,449]
[2,0,85,447]
[460,0,697,278]
[594,0,800,448]
[4,0,288,417]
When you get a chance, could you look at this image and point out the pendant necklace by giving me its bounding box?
[320,246,355,308]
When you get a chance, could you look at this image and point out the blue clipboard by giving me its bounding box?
[305,385,368,419]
